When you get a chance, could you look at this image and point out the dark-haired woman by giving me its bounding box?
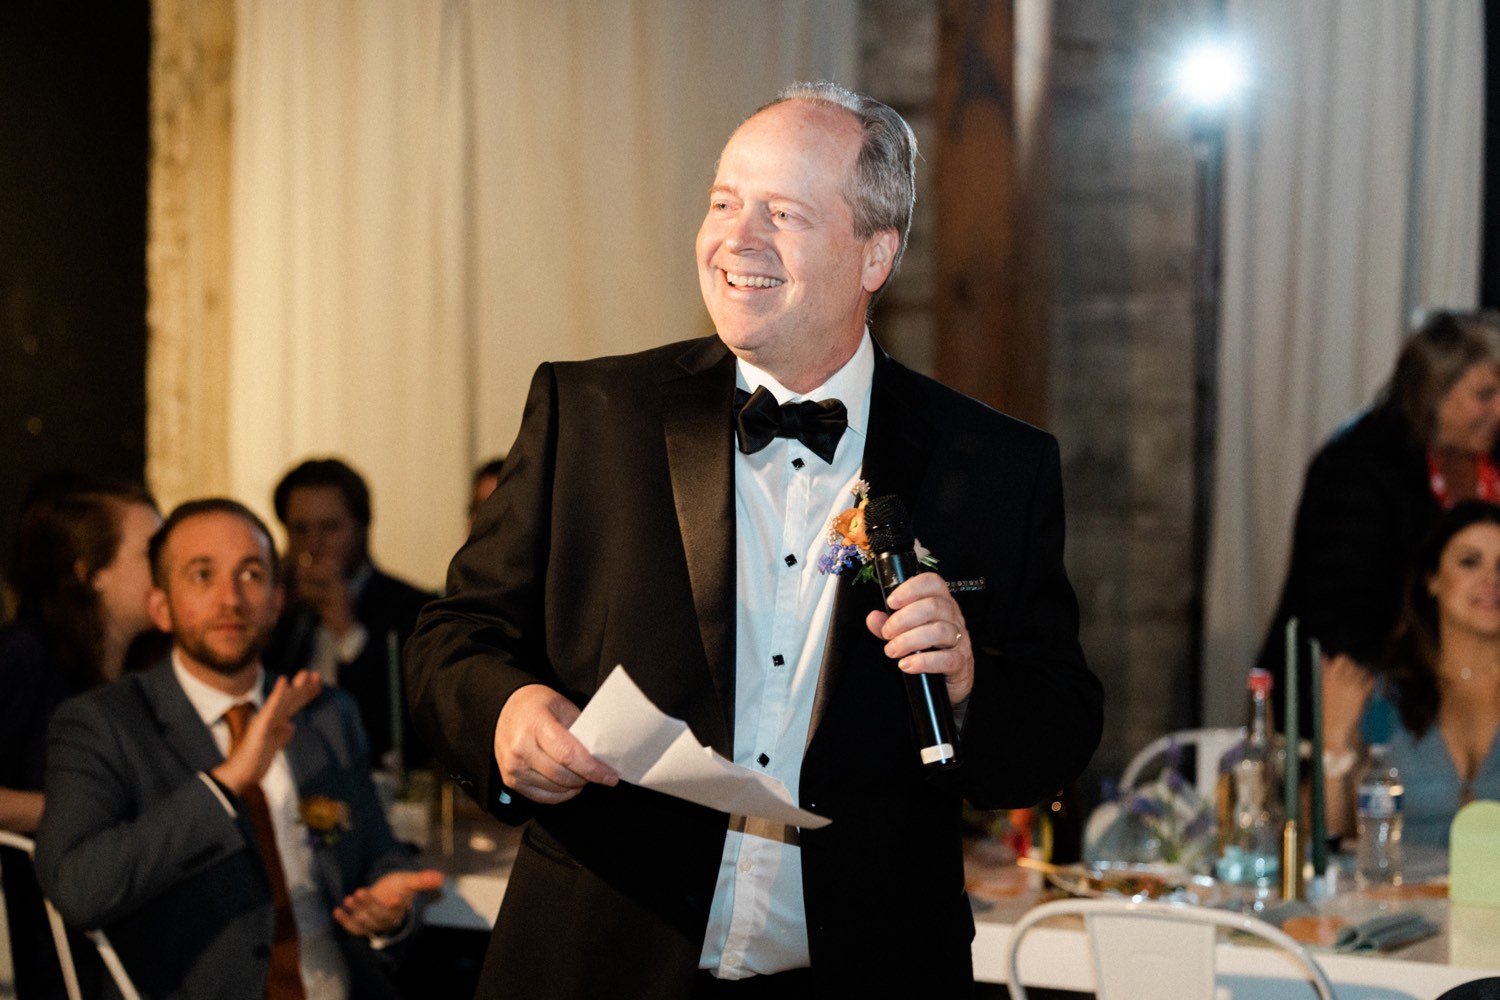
[1,482,160,999]
[1260,311,1500,728]
[1322,501,1500,846]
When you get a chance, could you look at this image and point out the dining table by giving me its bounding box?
[408,793,1499,999]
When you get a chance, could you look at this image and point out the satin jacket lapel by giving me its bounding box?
[808,347,937,743]
[661,338,738,752]
[139,660,227,776]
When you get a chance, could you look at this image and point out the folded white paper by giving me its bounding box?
[570,666,830,829]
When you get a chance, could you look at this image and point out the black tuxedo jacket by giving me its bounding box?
[406,337,1102,998]
[266,564,434,768]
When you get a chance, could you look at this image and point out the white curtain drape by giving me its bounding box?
[1202,0,1483,724]
[228,0,858,587]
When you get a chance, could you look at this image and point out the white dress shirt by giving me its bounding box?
[174,654,350,1000]
[306,561,373,686]
[699,332,874,978]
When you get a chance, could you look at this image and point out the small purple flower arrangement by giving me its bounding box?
[816,480,937,583]
[1087,739,1217,871]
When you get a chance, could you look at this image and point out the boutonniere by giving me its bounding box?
[300,795,352,848]
[816,480,937,583]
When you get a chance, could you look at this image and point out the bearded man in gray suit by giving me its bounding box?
[37,499,440,1000]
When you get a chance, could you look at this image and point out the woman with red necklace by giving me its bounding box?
[1259,311,1500,730]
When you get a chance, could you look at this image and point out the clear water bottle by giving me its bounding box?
[1356,744,1404,888]
[1216,669,1282,892]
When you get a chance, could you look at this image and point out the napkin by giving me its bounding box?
[1332,912,1437,953]
[1451,800,1500,908]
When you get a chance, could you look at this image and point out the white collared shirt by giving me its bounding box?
[173,654,349,1000]
[699,331,874,977]
[306,561,374,686]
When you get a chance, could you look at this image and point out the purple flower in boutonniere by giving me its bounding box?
[300,795,352,848]
[816,481,937,584]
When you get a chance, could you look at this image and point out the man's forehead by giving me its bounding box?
[721,101,860,166]
[285,484,353,520]
[166,512,272,564]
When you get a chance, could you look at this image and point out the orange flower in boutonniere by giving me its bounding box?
[817,480,937,584]
[300,795,352,848]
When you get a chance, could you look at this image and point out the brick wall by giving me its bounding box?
[860,0,1209,797]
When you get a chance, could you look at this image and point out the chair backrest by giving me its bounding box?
[0,831,141,1000]
[1120,727,1244,799]
[1007,897,1336,1000]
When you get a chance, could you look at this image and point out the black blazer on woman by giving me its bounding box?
[1257,405,1443,720]
[406,336,1103,999]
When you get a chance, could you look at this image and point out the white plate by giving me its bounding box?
[1045,862,1230,906]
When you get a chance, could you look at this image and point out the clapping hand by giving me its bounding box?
[210,671,324,796]
[333,869,444,937]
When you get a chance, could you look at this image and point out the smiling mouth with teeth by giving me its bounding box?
[725,272,785,289]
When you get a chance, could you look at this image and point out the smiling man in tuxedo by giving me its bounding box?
[406,81,1102,998]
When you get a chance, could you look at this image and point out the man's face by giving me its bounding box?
[696,101,897,390]
[282,485,365,578]
[468,473,500,533]
[149,511,283,677]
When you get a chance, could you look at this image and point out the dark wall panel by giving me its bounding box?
[0,1,150,586]
[1485,1,1500,307]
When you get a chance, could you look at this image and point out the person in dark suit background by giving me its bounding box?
[406,82,1102,998]
[264,459,434,768]
[35,498,441,1000]
[1258,311,1500,729]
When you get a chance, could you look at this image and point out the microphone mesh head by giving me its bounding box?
[864,494,914,553]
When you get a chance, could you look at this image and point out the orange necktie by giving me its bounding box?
[223,703,306,1000]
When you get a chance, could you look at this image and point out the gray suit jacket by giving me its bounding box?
[35,660,413,1000]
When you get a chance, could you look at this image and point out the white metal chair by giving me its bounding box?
[1006,897,1335,1000]
[1119,726,1244,799]
[0,831,140,1000]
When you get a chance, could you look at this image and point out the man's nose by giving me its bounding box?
[724,209,769,252]
[216,575,245,608]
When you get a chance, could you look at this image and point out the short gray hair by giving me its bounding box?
[758,81,918,285]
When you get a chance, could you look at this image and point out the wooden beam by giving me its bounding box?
[935,0,1051,426]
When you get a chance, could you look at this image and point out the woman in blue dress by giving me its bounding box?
[1323,500,1500,849]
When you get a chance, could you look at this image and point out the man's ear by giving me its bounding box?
[147,586,173,634]
[861,229,899,293]
[271,582,286,621]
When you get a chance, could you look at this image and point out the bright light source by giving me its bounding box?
[1174,42,1248,110]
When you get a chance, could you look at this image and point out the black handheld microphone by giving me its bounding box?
[864,495,961,770]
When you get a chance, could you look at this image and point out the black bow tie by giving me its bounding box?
[734,386,848,464]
